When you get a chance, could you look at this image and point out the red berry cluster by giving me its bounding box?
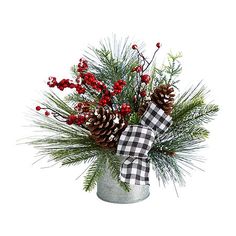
[66,114,86,126]
[98,79,126,106]
[75,102,91,113]
[81,72,106,92]
[77,58,88,72]
[113,80,126,94]
[141,74,150,84]
[75,84,86,94]
[47,58,105,95]
[57,79,76,91]
[47,77,80,92]
[120,103,131,116]
[99,90,111,106]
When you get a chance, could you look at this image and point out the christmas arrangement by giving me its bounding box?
[30,37,218,197]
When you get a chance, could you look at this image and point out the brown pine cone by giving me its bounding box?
[151,84,175,115]
[87,107,127,149]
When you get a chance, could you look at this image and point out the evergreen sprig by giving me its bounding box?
[29,92,129,192]
[149,83,219,186]
[149,52,182,90]
[83,156,107,192]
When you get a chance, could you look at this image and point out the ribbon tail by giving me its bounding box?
[120,157,150,185]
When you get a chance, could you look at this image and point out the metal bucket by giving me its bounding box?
[97,160,150,204]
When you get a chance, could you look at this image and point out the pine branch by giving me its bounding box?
[61,151,97,166]
[174,81,209,106]
[172,97,205,123]
[151,52,182,89]
[149,82,219,186]
[32,111,89,137]
[43,91,76,116]
[84,36,139,87]
[149,153,185,186]
[83,156,107,192]
[172,104,219,130]
[107,155,131,192]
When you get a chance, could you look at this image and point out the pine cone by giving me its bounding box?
[151,84,175,115]
[87,107,127,149]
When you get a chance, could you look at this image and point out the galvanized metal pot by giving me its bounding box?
[97,160,150,204]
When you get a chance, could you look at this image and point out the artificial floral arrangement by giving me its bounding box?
[30,37,218,202]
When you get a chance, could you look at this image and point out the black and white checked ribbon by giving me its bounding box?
[117,102,172,185]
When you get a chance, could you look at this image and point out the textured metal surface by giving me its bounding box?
[97,159,150,204]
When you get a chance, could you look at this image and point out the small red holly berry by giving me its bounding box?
[120,103,131,116]
[45,111,50,116]
[77,115,86,125]
[140,90,147,97]
[141,74,151,84]
[156,42,161,48]
[47,76,58,87]
[113,79,126,94]
[66,114,77,125]
[132,44,138,50]
[77,58,88,72]
[36,106,41,111]
[75,84,86,94]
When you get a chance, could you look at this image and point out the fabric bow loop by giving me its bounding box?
[116,102,172,185]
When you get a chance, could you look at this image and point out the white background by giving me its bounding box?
[1,0,236,235]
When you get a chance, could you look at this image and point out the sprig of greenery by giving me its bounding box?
[84,37,138,86]
[149,52,182,90]
[29,92,129,192]
[106,154,131,192]
[83,156,107,192]
[149,83,219,186]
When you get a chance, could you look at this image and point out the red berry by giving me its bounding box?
[77,58,88,72]
[140,90,147,97]
[45,111,50,116]
[36,106,41,111]
[113,79,126,94]
[77,115,86,125]
[141,74,151,84]
[156,42,161,48]
[66,114,77,125]
[76,84,86,94]
[120,103,131,116]
[132,44,138,50]
[47,76,57,87]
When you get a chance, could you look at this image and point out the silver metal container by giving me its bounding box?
[97,161,150,204]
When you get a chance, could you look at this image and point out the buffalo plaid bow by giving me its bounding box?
[117,102,172,185]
